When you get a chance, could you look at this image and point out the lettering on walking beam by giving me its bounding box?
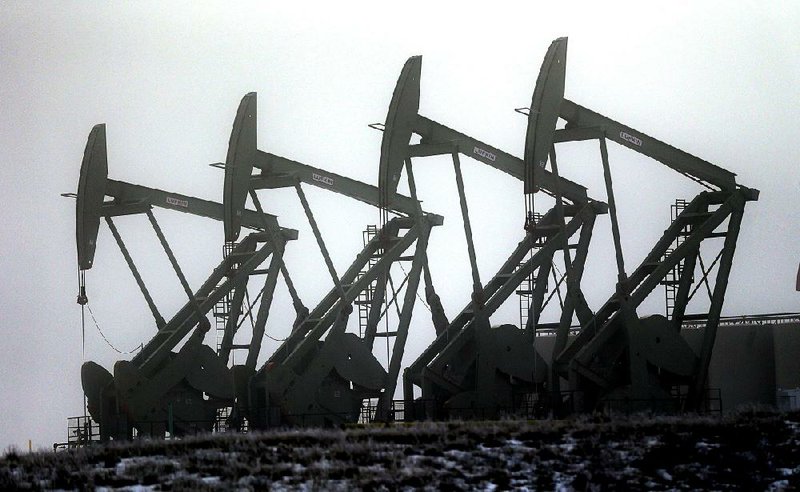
[619,131,643,147]
[166,196,189,208]
[312,172,335,186]
[473,146,497,162]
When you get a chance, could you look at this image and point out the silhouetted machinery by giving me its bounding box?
[73,91,443,437]
[219,92,444,427]
[377,53,607,420]
[75,124,298,439]
[400,38,757,417]
[537,38,759,413]
[68,37,758,440]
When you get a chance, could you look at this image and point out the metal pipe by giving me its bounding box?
[248,189,306,314]
[451,150,483,299]
[294,183,347,302]
[599,136,628,286]
[146,210,195,303]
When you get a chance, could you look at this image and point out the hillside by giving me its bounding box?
[3,409,799,490]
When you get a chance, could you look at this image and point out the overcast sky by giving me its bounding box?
[1,1,798,451]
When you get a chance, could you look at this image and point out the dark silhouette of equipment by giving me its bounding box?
[65,37,759,441]
[75,124,297,439]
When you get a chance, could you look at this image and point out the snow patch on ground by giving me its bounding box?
[4,412,800,489]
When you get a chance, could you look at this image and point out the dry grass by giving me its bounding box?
[3,409,799,489]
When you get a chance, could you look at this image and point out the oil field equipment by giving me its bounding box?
[66,37,760,441]
[396,37,758,418]
[380,49,608,420]
[535,38,760,413]
[73,124,298,439]
[219,93,444,427]
[70,90,446,438]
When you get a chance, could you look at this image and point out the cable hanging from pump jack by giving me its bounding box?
[241,288,289,343]
[397,261,431,313]
[77,268,143,356]
[77,268,87,361]
[86,305,143,355]
[77,268,88,420]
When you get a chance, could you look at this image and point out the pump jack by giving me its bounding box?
[219,93,444,427]
[537,38,759,413]
[69,37,759,438]
[74,124,298,439]
[376,50,608,420]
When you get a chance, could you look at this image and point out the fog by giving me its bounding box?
[1,1,798,450]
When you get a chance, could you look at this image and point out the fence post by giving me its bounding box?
[168,403,174,439]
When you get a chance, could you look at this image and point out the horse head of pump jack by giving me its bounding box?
[76,124,108,271]
[224,92,257,243]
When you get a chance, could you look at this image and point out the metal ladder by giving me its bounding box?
[214,241,236,355]
[214,241,240,432]
[356,225,382,338]
[663,199,690,317]
[518,212,545,329]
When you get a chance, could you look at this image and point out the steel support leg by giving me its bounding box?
[245,242,285,370]
[551,212,596,413]
[248,189,307,316]
[689,202,745,409]
[146,210,206,326]
[451,151,483,302]
[406,157,448,335]
[105,216,166,329]
[295,183,347,302]
[376,224,428,421]
[599,136,628,286]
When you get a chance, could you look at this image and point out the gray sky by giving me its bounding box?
[1,1,798,451]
